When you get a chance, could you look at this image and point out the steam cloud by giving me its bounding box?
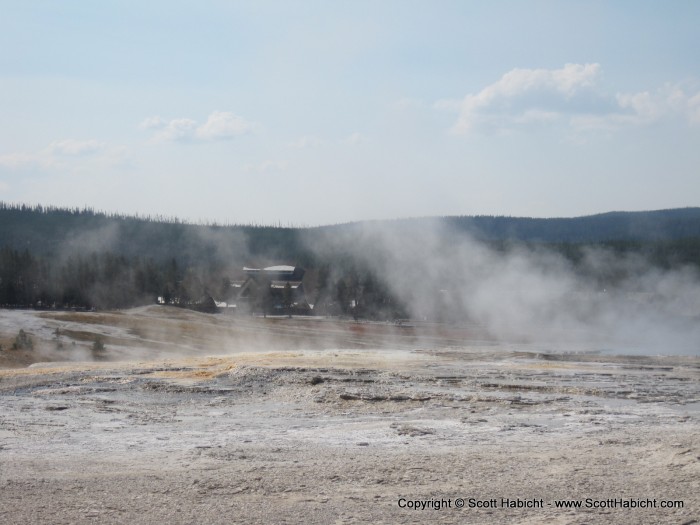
[308,221,700,356]
[15,216,699,361]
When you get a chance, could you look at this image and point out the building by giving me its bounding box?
[220,265,311,315]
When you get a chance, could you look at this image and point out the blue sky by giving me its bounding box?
[1,1,699,225]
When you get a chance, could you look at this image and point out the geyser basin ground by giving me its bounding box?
[0,308,698,524]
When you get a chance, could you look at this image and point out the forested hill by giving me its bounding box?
[445,208,700,242]
[1,203,699,311]
[1,204,700,262]
[0,203,302,267]
[324,208,700,243]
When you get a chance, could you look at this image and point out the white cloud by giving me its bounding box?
[439,63,700,135]
[0,139,125,171]
[142,111,256,143]
[572,84,700,132]
[46,139,107,156]
[617,91,658,119]
[139,116,167,129]
[196,111,255,140]
[0,152,38,170]
[156,118,198,142]
[289,135,326,149]
[442,63,601,133]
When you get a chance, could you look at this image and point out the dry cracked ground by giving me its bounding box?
[0,307,698,524]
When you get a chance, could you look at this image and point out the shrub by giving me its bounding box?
[92,336,106,354]
[12,329,34,350]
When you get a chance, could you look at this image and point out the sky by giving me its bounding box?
[1,1,699,226]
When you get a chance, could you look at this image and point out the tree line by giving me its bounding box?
[1,203,699,318]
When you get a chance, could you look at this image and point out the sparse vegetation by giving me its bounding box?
[11,329,33,350]
[53,327,63,350]
[92,336,105,354]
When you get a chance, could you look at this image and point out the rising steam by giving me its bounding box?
[307,220,700,355]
